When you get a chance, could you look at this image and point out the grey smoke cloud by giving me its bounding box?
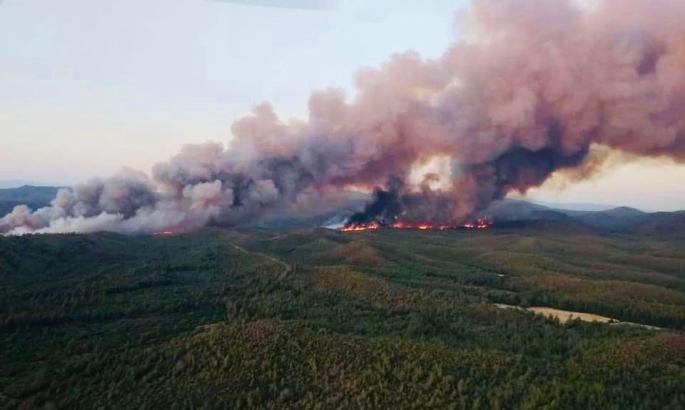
[3,0,685,234]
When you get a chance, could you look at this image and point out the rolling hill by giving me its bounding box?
[1,226,684,408]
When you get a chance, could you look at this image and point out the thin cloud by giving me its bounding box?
[209,0,336,11]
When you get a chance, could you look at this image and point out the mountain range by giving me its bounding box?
[478,199,685,235]
[1,186,683,235]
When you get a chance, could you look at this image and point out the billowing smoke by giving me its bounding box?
[3,0,685,234]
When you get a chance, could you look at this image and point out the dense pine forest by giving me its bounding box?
[1,227,684,409]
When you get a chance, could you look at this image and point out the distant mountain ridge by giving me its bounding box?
[480,199,683,235]
[0,185,66,202]
[303,196,684,235]
[525,199,620,212]
[0,180,66,189]
[257,194,685,235]
[0,185,67,216]
[1,185,683,235]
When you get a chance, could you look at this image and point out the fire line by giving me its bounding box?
[341,219,492,233]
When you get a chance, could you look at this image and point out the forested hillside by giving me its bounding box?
[1,228,684,409]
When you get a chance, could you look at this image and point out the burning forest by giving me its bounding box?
[3,0,685,235]
[340,219,492,233]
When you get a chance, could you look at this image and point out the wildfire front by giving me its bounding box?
[341,219,492,233]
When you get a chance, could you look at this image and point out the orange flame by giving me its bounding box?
[153,231,174,237]
[341,222,380,233]
[391,222,435,230]
[462,219,492,230]
[341,219,492,233]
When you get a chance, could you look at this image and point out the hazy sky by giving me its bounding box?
[1,0,684,211]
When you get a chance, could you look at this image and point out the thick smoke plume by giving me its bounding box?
[4,0,685,234]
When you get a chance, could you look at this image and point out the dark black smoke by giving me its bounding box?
[346,179,403,225]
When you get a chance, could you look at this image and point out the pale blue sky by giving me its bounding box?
[1,0,684,211]
[0,0,461,180]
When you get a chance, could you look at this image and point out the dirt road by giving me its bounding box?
[228,242,292,284]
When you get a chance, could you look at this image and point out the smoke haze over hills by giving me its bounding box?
[3,0,685,235]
